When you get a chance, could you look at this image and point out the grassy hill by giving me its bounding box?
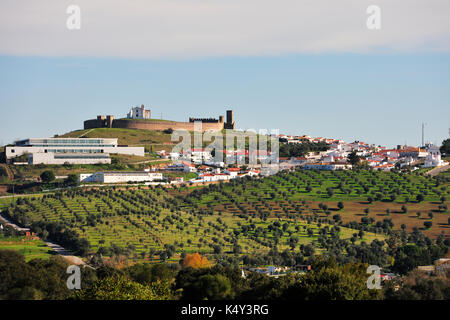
[0,235,55,261]
[60,128,176,152]
[60,127,273,151]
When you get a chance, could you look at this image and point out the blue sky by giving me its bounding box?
[0,1,449,147]
[0,53,449,148]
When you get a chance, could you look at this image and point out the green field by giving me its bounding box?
[0,235,54,261]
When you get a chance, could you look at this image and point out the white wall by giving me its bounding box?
[79,172,163,183]
[102,172,163,183]
[127,106,150,119]
[6,146,144,159]
[79,173,102,182]
[29,153,111,165]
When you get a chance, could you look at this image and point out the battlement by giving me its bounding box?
[188,110,234,129]
[85,115,115,129]
[189,117,223,123]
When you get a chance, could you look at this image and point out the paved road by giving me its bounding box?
[45,240,87,266]
[0,212,30,232]
[425,164,450,176]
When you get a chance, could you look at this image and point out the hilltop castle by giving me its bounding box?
[84,105,235,132]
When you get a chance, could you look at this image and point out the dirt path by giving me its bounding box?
[130,158,171,165]
[425,164,449,176]
[77,128,94,138]
[0,164,14,180]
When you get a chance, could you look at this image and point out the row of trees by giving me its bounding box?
[279,141,329,158]
[40,170,78,186]
[2,247,449,300]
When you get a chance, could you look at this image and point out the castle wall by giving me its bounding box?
[112,119,224,132]
[84,117,114,129]
[84,109,235,132]
[84,119,104,129]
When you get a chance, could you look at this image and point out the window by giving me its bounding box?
[11,149,15,153]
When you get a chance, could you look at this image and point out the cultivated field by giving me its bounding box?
[1,168,448,264]
[176,169,450,239]
[2,185,383,263]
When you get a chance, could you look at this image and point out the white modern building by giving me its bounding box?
[29,152,111,165]
[6,138,145,164]
[79,171,163,184]
[127,104,151,119]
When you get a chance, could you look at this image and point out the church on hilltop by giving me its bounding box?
[127,104,151,119]
[84,104,235,132]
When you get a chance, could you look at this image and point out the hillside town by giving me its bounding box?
[146,133,448,185]
[3,131,449,186]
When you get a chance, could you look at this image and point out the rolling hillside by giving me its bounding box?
[59,127,273,152]
[60,128,176,152]
[1,185,385,264]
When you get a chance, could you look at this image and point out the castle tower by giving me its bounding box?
[225,110,235,129]
[106,115,114,128]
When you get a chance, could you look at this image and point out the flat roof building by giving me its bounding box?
[29,153,111,165]
[14,138,118,147]
[6,137,144,165]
